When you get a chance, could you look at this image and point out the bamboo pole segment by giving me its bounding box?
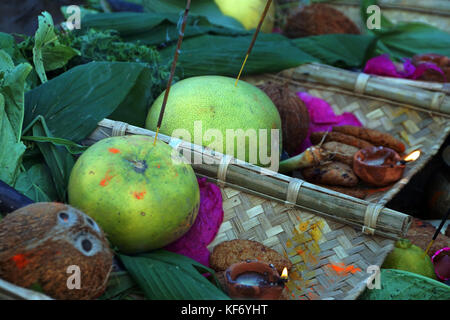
[281,63,450,116]
[83,119,412,240]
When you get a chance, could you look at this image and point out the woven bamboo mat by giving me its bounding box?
[244,74,450,205]
[207,186,394,300]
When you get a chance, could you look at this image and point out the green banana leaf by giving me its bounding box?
[160,33,318,77]
[359,269,450,300]
[23,61,150,142]
[119,250,230,300]
[361,0,450,60]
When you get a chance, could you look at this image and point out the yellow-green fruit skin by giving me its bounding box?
[382,239,437,280]
[214,0,275,33]
[67,135,200,254]
[145,76,282,166]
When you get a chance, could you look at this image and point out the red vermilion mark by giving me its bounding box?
[133,191,146,200]
[100,170,115,187]
[328,263,362,275]
[11,254,30,269]
[108,148,121,154]
[157,164,161,169]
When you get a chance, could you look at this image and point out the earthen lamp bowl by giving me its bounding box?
[224,260,285,300]
[353,146,405,187]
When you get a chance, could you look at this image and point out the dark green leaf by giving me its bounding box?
[142,0,245,30]
[24,116,74,202]
[98,272,138,300]
[119,250,230,300]
[293,34,377,69]
[81,12,248,47]
[14,163,58,202]
[375,23,450,59]
[360,0,450,60]
[160,33,317,77]
[21,135,88,154]
[24,61,149,142]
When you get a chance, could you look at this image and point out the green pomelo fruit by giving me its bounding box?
[382,239,437,280]
[68,135,200,254]
[145,75,282,167]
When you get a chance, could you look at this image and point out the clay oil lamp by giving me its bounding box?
[353,147,421,187]
[224,260,288,300]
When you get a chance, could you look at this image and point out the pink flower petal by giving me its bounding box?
[164,178,224,267]
[294,92,362,155]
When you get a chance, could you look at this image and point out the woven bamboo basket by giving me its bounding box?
[277,0,450,32]
[244,63,450,206]
[80,119,416,300]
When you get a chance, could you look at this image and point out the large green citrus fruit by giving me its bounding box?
[68,135,200,254]
[382,239,437,280]
[145,76,282,167]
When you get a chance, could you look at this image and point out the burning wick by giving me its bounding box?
[280,267,288,282]
[399,150,421,165]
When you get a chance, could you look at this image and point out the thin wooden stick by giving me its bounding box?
[154,0,191,145]
[235,0,273,86]
[425,208,450,255]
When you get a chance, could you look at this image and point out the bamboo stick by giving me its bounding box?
[83,119,412,240]
[281,63,450,116]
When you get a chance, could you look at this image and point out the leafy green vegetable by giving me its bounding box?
[0,50,32,186]
[32,12,80,83]
[119,250,230,300]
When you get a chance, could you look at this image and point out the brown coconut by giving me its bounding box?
[283,3,360,38]
[0,202,113,300]
[258,82,310,156]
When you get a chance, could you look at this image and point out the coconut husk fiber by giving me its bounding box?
[283,3,360,39]
[258,82,310,156]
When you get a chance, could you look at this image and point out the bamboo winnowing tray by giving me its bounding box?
[83,119,413,300]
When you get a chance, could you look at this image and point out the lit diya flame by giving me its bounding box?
[281,267,288,281]
[404,150,421,162]
[399,150,421,165]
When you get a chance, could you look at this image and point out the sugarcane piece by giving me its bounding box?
[332,125,406,153]
[278,146,330,174]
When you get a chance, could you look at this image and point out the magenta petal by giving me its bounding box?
[410,62,446,81]
[164,178,224,267]
[293,92,362,155]
[399,58,416,78]
[364,54,402,78]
